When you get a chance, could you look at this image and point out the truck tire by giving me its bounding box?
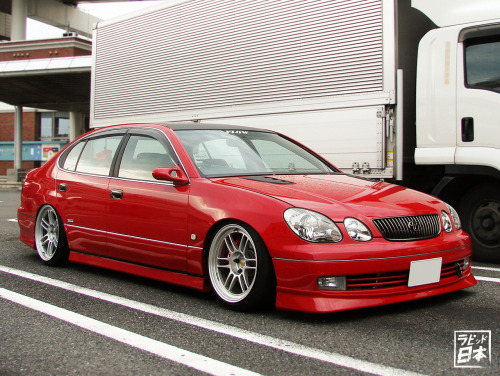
[459,184,500,262]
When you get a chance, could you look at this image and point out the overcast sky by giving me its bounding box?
[26,1,163,39]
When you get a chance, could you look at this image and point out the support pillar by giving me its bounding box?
[69,112,85,141]
[7,105,25,182]
[11,0,28,41]
[8,1,27,182]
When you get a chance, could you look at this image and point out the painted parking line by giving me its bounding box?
[472,266,500,273]
[475,276,500,283]
[0,265,426,376]
[0,287,261,376]
[7,219,18,223]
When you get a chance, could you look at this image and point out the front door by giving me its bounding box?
[106,130,190,272]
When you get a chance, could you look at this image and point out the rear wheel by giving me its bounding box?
[35,205,69,266]
[207,222,275,311]
[459,184,500,262]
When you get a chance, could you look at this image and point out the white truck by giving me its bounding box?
[90,0,500,262]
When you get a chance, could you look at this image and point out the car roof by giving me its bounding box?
[159,122,270,133]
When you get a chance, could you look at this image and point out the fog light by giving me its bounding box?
[463,257,471,271]
[317,276,346,291]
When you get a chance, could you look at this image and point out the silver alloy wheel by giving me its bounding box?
[35,205,60,261]
[208,224,258,303]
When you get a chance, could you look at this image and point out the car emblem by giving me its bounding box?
[408,220,419,232]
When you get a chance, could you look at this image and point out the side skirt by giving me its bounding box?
[69,251,210,292]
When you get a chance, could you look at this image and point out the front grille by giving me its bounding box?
[372,214,441,241]
[346,260,465,290]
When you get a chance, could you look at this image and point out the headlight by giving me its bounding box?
[344,217,372,241]
[441,211,453,233]
[446,203,462,230]
[284,208,342,243]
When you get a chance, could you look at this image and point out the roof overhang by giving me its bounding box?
[0,55,91,112]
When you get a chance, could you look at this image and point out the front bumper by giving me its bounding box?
[273,243,476,313]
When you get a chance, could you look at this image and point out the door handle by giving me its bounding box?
[58,183,67,192]
[110,189,123,199]
[461,117,474,142]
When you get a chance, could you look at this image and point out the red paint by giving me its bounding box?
[18,123,476,312]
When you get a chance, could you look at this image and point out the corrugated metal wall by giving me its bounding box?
[93,0,384,120]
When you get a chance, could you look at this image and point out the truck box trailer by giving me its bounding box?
[91,0,500,262]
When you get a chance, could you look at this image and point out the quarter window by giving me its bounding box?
[75,136,123,176]
[118,135,176,181]
[62,141,85,171]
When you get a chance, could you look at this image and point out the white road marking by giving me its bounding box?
[475,276,500,283]
[0,265,426,376]
[473,266,500,273]
[0,287,261,376]
[7,219,18,223]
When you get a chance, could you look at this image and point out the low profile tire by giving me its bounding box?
[35,205,69,266]
[459,184,500,262]
[207,222,275,311]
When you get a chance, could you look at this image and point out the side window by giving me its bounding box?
[465,37,500,93]
[62,141,85,171]
[76,135,123,176]
[118,135,176,181]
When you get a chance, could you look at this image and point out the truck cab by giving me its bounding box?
[414,0,500,261]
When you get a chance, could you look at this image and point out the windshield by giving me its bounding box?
[175,129,337,178]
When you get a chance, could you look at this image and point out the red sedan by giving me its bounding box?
[18,123,476,312]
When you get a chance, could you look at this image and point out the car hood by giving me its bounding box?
[212,174,444,220]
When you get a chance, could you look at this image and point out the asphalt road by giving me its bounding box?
[1,188,499,376]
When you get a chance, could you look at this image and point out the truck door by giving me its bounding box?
[456,26,500,158]
[455,25,500,262]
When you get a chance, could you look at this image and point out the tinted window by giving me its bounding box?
[62,141,85,171]
[465,38,500,93]
[76,136,123,176]
[176,130,335,177]
[118,135,176,181]
[252,139,320,173]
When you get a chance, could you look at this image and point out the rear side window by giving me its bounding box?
[75,136,123,176]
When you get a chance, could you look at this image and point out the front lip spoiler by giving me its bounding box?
[273,243,472,263]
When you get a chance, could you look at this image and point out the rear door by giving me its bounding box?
[56,130,125,255]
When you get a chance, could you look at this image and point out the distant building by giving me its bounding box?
[0,36,91,175]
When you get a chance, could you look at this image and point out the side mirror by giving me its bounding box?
[152,167,189,185]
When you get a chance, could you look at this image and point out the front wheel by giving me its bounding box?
[459,184,500,262]
[35,205,69,266]
[207,222,275,311]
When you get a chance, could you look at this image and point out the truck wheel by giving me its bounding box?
[459,184,500,262]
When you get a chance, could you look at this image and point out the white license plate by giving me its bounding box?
[408,257,442,287]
